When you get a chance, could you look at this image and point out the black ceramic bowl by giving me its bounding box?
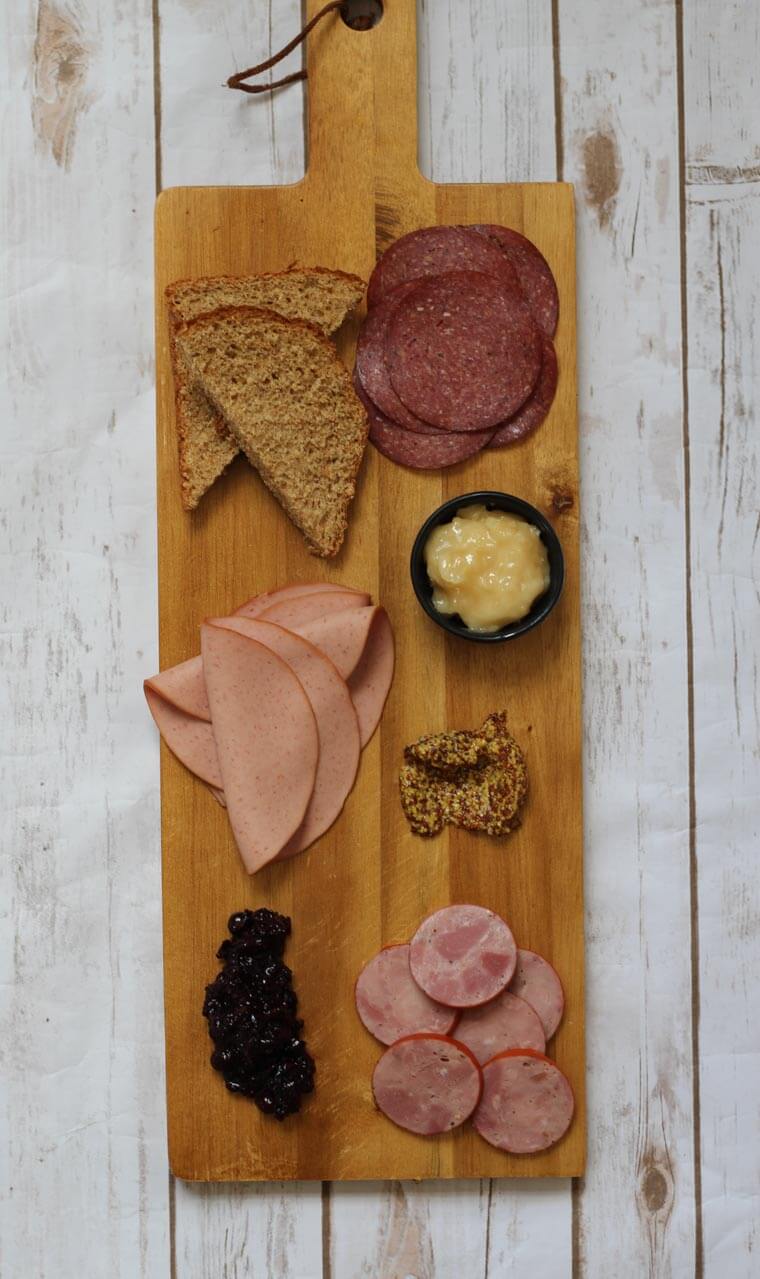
[410,490,565,643]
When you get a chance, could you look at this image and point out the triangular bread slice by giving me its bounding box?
[174,306,369,557]
[166,267,365,510]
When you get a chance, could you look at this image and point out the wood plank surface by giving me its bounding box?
[558,0,697,1273]
[0,1,169,1275]
[156,0,583,1183]
[683,3,760,1274]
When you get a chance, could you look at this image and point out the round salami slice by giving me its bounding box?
[356,376,493,469]
[508,949,565,1039]
[355,944,458,1045]
[355,283,443,434]
[409,905,517,1008]
[453,991,546,1065]
[371,1034,482,1135]
[472,1049,574,1154]
[367,225,521,310]
[489,335,558,447]
[386,273,542,431]
[469,224,559,337]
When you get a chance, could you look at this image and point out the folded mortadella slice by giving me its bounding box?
[210,617,361,858]
[145,586,370,721]
[236,581,368,620]
[200,623,319,873]
[295,606,380,680]
[257,589,371,629]
[144,686,223,788]
[145,654,211,721]
[346,607,395,747]
[297,607,395,745]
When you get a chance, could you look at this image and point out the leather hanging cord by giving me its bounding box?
[227,0,345,95]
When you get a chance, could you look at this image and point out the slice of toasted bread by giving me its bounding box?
[166,268,366,511]
[175,306,369,557]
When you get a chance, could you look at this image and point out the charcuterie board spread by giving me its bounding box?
[153,0,583,1180]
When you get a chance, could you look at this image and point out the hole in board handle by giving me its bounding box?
[340,0,383,30]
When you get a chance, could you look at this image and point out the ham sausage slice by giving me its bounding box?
[210,617,360,858]
[472,1050,574,1153]
[453,991,545,1065]
[372,1034,482,1135]
[409,905,517,1008]
[144,686,223,788]
[508,949,565,1039]
[200,623,319,873]
[355,944,457,1045]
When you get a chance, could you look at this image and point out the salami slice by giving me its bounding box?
[386,273,542,431]
[472,1050,574,1153]
[454,991,546,1065]
[469,224,559,338]
[363,386,493,469]
[367,225,521,310]
[355,284,443,434]
[489,335,558,447]
[409,905,517,1008]
[508,949,565,1039]
[355,944,458,1045]
[371,1034,482,1135]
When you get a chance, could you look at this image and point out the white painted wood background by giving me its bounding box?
[1,0,758,1275]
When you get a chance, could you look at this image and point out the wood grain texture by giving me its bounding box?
[557,0,697,1273]
[683,3,760,1273]
[155,0,583,1183]
[1,0,169,1275]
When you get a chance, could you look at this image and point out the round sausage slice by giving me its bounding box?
[489,335,558,448]
[372,1034,482,1135]
[508,949,565,1039]
[386,273,542,431]
[469,224,559,337]
[356,284,443,434]
[409,905,517,1007]
[473,1049,574,1153]
[356,944,458,1045]
[366,398,493,469]
[367,225,521,310]
[454,991,545,1065]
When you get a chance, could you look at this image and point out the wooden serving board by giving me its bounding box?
[155,0,583,1181]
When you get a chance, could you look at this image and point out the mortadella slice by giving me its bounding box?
[295,605,379,680]
[200,623,319,873]
[145,654,211,721]
[235,581,367,621]
[144,686,223,788]
[257,589,370,629]
[346,607,395,747]
[210,616,361,859]
[144,584,370,722]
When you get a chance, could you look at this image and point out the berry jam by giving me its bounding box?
[203,908,315,1119]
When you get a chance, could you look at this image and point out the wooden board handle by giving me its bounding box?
[304,0,420,194]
